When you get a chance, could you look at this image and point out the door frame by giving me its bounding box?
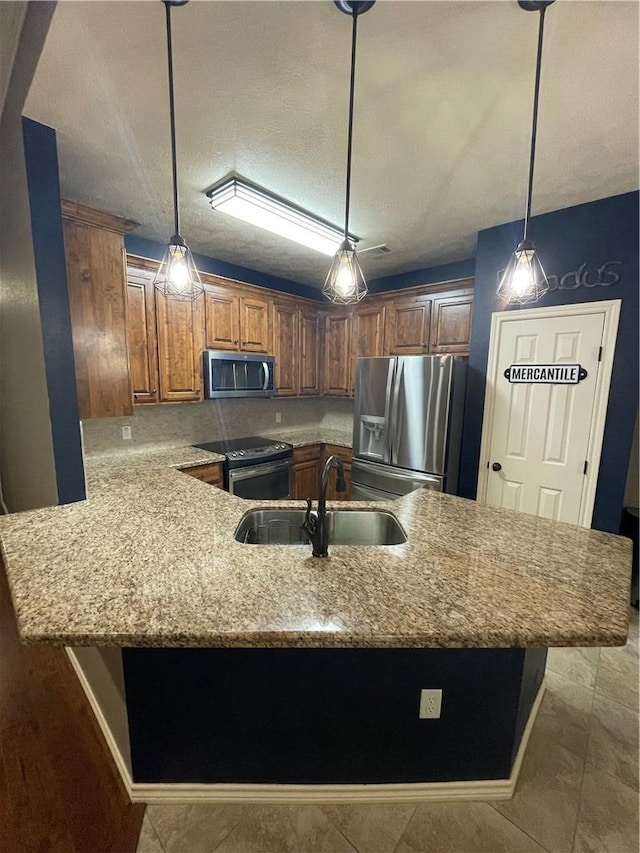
[476,299,621,527]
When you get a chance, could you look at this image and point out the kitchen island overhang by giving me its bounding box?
[0,442,632,800]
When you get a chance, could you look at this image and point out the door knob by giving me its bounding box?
[492,462,502,472]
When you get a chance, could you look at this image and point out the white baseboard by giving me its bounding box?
[67,647,545,805]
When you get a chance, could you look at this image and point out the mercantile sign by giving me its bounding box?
[504,363,588,384]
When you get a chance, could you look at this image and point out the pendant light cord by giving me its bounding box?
[523,5,547,241]
[164,0,181,239]
[343,9,359,242]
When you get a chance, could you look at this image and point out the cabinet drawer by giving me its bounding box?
[323,445,352,464]
[293,444,323,464]
[182,463,223,486]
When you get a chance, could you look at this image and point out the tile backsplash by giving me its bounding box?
[82,398,354,456]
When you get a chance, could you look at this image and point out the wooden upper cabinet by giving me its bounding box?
[240,295,270,352]
[430,289,474,355]
[353,303,385,358]
[204,288,240,351]
[155,290,204,402]
[126,267,158,404]
[324,312,352,396]
[62,201,138,419]
[385,297,431,355]
[299,309,321,396]
[204,285,270,353]
[273,301,299,396]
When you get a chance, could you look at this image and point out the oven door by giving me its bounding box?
[228,459,291,500]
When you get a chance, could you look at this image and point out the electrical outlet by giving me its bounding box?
[275,412,282,423]
[419,688,442,719]
[122,426,132,441]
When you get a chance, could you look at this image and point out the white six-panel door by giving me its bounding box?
[478,301,620,527]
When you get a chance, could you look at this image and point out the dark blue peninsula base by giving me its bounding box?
[121,647,546,785]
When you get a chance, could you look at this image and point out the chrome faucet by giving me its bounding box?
[301,455,346,557]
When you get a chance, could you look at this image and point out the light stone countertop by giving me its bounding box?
[0,442,632,649]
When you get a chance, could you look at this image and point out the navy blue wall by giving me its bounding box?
[368,257,476,294]
[22,118,85,505]
[125,234,322,302]
[459,191,639,533]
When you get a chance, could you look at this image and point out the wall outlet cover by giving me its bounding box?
[122,426,132,440]
[419,688,442,719]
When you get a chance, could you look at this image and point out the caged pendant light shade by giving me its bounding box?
[154,0,203,302]
[323,1,375,305]
[497,0,554,307]
[323,239,367,304]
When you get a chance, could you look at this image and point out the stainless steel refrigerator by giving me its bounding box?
[351,355,467,500]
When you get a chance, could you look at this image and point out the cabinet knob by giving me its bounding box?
[233,339,238,344]
[151,389,156,395]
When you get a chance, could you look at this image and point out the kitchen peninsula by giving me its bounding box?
[0,440,631,801]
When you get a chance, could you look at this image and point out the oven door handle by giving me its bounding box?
[228,458,291,483]
[262,361,270,391]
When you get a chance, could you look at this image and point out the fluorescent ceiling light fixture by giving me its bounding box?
[206,178,357,256]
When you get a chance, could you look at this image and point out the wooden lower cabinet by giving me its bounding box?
[323,445,352,501]
[292,459,322,501]
[181,462,223,487]
[291,445,322,500]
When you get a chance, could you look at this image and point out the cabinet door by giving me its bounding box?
[386,299,431,355]
[324,313,352,396]
[353,303,385,358]
[351,303,385,395]
[430,291,474,355]
[273,302,299,396]
[155,291,204,402]
[292,460,321,500]
[323,445,352,500]
[240,295,271,352]
[204,288,240,351]
[326,463,351,501]
[126,268,159,404]
[63,218,133,418]
[299,309,321,396]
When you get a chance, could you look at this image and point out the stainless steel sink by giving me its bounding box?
[234,509,407,546]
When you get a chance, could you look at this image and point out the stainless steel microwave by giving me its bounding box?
[203,351,275,399]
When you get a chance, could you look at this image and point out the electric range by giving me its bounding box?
[192,436,293,499]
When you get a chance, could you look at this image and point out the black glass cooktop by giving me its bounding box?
[193,436,278,454]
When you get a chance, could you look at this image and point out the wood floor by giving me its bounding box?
[0,561,145,853]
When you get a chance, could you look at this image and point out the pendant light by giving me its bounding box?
[323,0,375,305]
[497,0,554,306]
[154,0,203,301]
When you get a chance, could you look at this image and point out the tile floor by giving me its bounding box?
[137,609,639,853]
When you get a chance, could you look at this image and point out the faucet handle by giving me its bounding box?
[305,499,313,523]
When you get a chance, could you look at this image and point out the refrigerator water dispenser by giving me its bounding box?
[358,415,387,461]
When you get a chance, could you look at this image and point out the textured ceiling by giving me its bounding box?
[25,0,639,288]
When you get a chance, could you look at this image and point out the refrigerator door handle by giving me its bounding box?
[383,359,396,464]
[389,359,404,465]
